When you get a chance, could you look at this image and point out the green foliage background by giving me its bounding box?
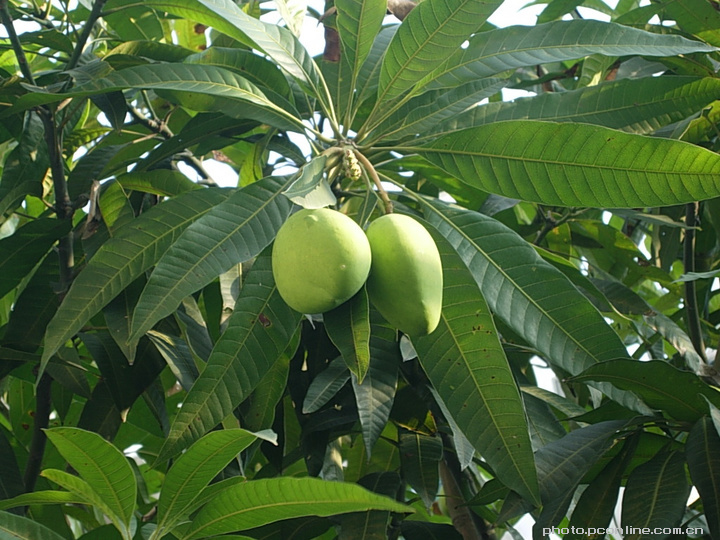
[1,0,720,538]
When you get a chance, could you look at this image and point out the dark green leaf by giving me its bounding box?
[352,316,400,456]
[0,219,70,300]
[570,359,720,422]
[621,450,690,539]
[325,287,371,382]
[419,199,648,413]
[0,511,68,540]
[418,121,720,208]
[686,416,720,539]
[156,250,302,461]
[130,176,293,342]
[414,229,540,505]
[302,357,351,414]
[42,187,232,368]
[398,430,443,508]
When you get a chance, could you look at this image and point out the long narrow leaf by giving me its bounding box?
[0,218,70,300]
[418,198,649,413]
[419,19,717,91]
[130,177,292,343]
[414,230,540,505]
[156,430,258,535]
[156,251,301,461]
[686,416,720,539]
[351,316,400,455]
[143,0,332,113]
[325,287,371,382]
[180,477,412,540]
[621,450,690,536]
[417,121,720,208]
[378,0,503,101]
[424,76,720,139]
[41,188,231,369]
[44,427,136,526]
[0,512,68,540]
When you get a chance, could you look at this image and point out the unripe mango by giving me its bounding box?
[272,208,372,314]
[365,214,443,337]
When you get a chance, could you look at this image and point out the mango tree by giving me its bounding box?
[1,0,720,537]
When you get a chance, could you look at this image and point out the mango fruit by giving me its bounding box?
[365,214,443,337]
[272,208,372,314]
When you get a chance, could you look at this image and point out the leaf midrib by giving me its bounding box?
[130,185,286,341]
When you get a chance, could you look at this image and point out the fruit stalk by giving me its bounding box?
[353,150,394,214]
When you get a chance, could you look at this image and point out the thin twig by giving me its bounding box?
[128,106,214,182]
[0,0,36,84]
[23,373,52,494]
[684,201,707,362]
[65,0,108,71]
[38,111,76,293]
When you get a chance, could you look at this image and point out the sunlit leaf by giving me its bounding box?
[181,477,412,539]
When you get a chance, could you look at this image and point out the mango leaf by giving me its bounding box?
[621,450,690,537]
[283,155,337,209]
[41,188,232,369]
[335,0,386,119]
[78,64,303,132]
[368,77,509,143]
[0,512,68,540]
[146,331,199,392]
[302,357,351,414]
[337,472,400,540]
[661,0,720,47]
[418,198,648,414]
[183,47,292,100]
[129,176,292,343]
[414,230,540,505]
[143,0,332,112]
[180,477,412,540]
[351,316,400,456]
[569,359,720,422]
[40,469,131,538]
[424,76,720,140]
[398,430,443,508]
[686,416,720,539]
[0,112,47,217]
[117,170,201,197]
[420,20,717,91]
[156,251,302,461]
[239,333,296,432]
[417,121,720,208]
[377,0,504,102]
[156,429,259,536]
[325,287,371,383]
[532,420,627,536]
[0,490,83,511]
[0,430,23,501]
[44,428,136,532]
[566,441,634,539]
[0,218,71,300]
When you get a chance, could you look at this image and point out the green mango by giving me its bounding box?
[365,214,443,337]
[272,208,372,314]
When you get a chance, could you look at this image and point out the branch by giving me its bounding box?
[0,0,36,84]
[128,106,216,183]
[65,0,108,71]
[41,111,75,291]
[23,373,52,493]
[684,201,707,362]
